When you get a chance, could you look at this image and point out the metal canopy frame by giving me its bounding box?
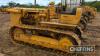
[61,0,84,9]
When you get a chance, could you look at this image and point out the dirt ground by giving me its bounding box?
[0,13,100,56]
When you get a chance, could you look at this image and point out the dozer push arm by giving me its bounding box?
[0,8,22,13]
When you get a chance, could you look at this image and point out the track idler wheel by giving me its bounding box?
[59,34,81,52]
[10,27,25,45]
[59,37,73,52]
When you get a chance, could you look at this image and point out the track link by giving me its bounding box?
[10,27,84,56]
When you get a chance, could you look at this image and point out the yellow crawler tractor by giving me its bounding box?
[0,0,96,52]
[79,6,97,30]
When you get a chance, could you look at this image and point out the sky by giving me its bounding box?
[0,0,99,6]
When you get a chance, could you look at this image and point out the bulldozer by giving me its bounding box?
[0,0,96,52]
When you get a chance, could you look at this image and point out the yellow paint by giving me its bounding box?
[13,28,74,52]
[0,1,96,52]
[60,8,82,25]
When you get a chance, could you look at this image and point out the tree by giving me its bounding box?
[28,3,33,7]
[8,1,16,7]
[85,1,100,11]
[92,1,100,11]
[16,3,20,7]
[0,1,46,8]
